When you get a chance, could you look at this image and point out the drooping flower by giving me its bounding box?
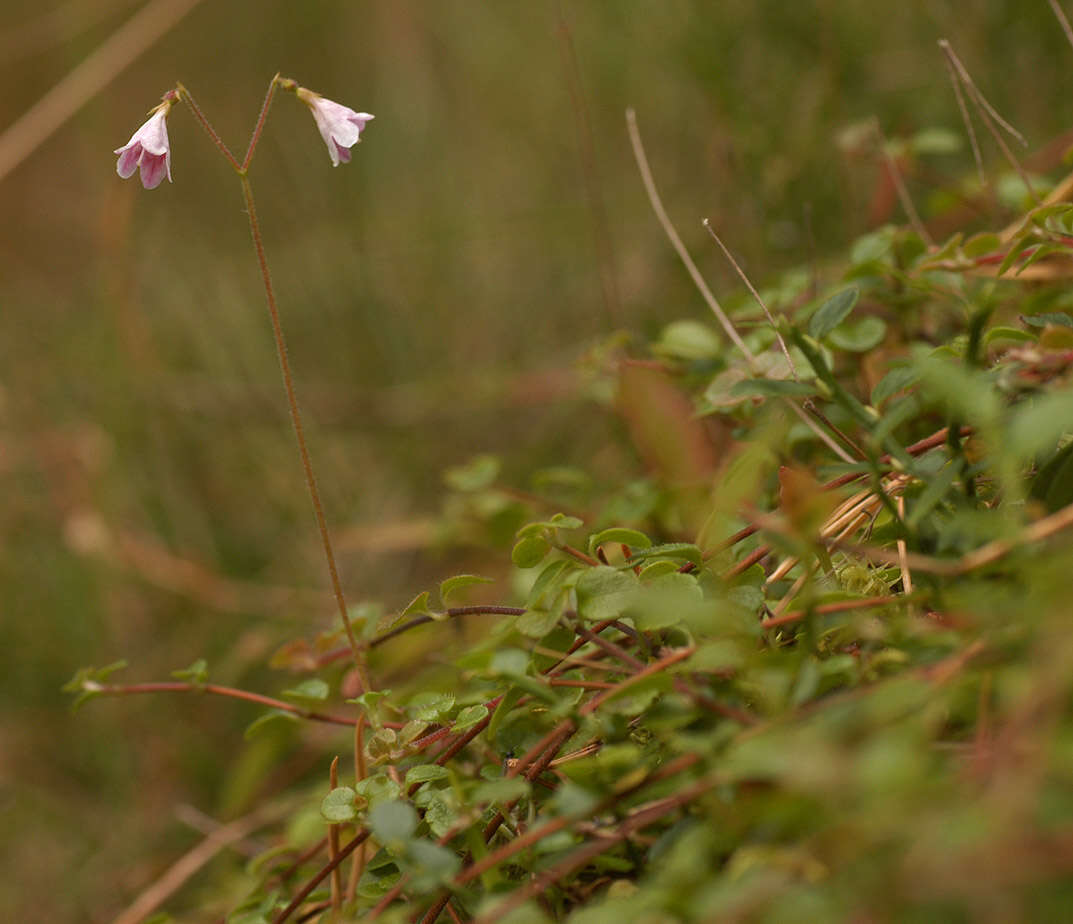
[114,105,172,189]
[296,88,373,167]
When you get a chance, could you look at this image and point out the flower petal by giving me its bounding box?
[116,144,141,179]
[139,151,169,189]
[138,109,170,156]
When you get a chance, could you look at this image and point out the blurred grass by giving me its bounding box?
[3,1,1073,920]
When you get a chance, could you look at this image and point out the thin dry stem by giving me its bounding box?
[942,50,987,190]
[626,108,855,464]
[938,40,1027,146]
[702,219,797,377]
[761,593,912,629]
[896,495,913,593]
[625,108,754,359]
[836,495,1073,576]
[872,121,934,246]
[273,830,372,924]
[938,39,1038,203]
[112,799,292,924]
[1049,0,1073,50]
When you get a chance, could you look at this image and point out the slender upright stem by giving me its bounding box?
[240,173,369,690]
[177,83,241,172]
[243,74,280,171]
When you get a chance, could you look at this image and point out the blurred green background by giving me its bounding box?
[3,1,1073,920]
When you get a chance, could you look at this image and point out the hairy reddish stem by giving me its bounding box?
[95,681,357,726]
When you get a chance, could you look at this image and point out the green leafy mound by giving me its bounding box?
[70,193,1073,924]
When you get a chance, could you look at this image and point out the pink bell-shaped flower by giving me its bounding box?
[114,107,172,189]
[297,88,373,166]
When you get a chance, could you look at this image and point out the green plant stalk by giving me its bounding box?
[177,81,369,690]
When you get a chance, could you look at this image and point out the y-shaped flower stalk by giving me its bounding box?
[118,76,374,691]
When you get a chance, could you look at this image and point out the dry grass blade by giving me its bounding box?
[938,39,1038,203]
[625,108,754,360]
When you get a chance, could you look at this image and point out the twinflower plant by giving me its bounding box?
[114,76,373,691]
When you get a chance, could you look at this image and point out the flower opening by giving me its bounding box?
[296,88,373,167]
[114,105,172,189]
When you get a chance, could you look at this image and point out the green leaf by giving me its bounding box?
[100,659,130,678]
[407,691,456,721]
[914,355,1001,429]
[346,690,392,716]
[906,461,962,528]
[244,710,299,740]
[911,127,961,155]
[171,659,208,685]
[850,228,894,266]
[452,704,489,731]
[420,794,458,839]
[587,527,652,555]
[1015,242,1071,276]
[625,542,704,567]
[961,232,1001,258]
[576,566,639,622]
[64,662,131,712]
[996,231,1041,277]
[405,764,450,785]
[355,773,402,808]
[655,319,722,360]
[828,316,887,352]
[1007,388,1073,462]
[1031,440,1073,511]
[281,678,329,704]
[516,608,563,638]
[399,719,429,744]
[785,326,875,427]
[368,800,418,848]
[400,591,434,620]
[406,840,462,887]
[729,378,818,398]
[321,786,357,823]
[439,574,494,605]
[1021,312,1073,329]
[637,560,681,580]
[487,686,525,742]
[983,326,1035,346]
[1028,202,1073,226]
[630,571,703,631]
[444,454,500,491]
[517,514,584,538]
[871,366,919,406]
[527,559,575,608]
[512,535,550,568]
[490,648,530,677]
[472,777,531,805]
[809,288,859,339]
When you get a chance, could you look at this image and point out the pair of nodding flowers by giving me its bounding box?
[114,81,373,189]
